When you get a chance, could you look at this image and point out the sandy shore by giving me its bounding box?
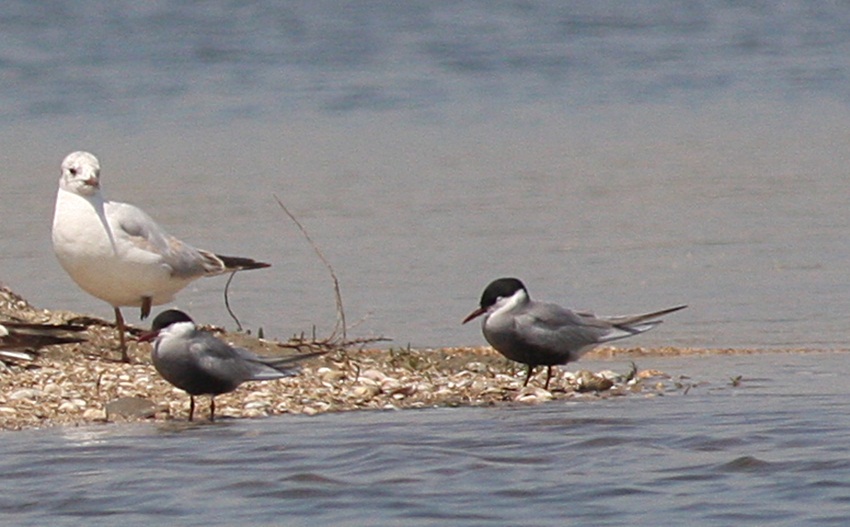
[0,284,813,431]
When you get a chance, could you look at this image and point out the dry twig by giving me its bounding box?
[223,271,242,331]
[273,194,347,342]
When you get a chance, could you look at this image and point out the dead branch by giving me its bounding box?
[273,194,346,342]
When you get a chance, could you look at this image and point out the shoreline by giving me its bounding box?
[0,285,838,431]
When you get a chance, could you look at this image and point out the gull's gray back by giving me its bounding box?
[104,200,219,278]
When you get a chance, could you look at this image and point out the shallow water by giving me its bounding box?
[1,1,849,349]
[1,352,848,526]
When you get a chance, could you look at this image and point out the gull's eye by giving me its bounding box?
[68,167,78,176]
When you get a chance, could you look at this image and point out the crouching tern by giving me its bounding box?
[52,151,270,363]
[463,277,687,389]
[141,309,322,422]
[0,321,86,362]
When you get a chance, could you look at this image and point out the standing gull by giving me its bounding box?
[141,309,321,422]
[52,151,270,363]
[463,277,687,389]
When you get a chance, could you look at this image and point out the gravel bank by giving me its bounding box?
[0,284,771,431]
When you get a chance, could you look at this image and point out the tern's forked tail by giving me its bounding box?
[603,304,688,326]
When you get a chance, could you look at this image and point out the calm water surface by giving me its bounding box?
[2,2,850,524]
[2,353,849,526]
[1,1,849,348]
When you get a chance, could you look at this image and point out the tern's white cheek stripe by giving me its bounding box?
[488,288,528,319]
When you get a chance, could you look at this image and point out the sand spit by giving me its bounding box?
[0,284,813,431]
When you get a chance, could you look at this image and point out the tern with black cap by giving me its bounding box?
[141,309,322,421]
[463,277,686,389]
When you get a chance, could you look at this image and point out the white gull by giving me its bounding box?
[52,151,270,362]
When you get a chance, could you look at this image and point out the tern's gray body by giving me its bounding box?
[52,151,270,362]
[142,310,320,421]
[463,278,686,389]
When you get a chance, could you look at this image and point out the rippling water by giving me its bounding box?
[2,2,850,524]
[1,0,850,348]
[2,353,848,526]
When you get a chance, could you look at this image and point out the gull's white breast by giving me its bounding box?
[52,188,192,308]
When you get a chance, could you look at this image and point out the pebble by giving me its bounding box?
[58,401,80,413]
[104,397,157,420]
[350,384,380,401]
[0,284,692,431]
[360,369,388,382]
[8,389,42,401]
[83,408,106,421]
[465,361,489,373]
[43,384,64,396]
[515,387,554,403]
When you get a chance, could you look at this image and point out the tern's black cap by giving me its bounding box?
[480,277,527,308]
[150,309,194,332]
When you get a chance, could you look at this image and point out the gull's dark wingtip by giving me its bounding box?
[215,254,272,271]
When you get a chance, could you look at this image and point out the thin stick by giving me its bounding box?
[273,194,346,341]
[223,271,243,331]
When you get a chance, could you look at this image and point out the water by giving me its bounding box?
[1,352,847,526]
[1,0,849,349]
[2,1,850,523]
